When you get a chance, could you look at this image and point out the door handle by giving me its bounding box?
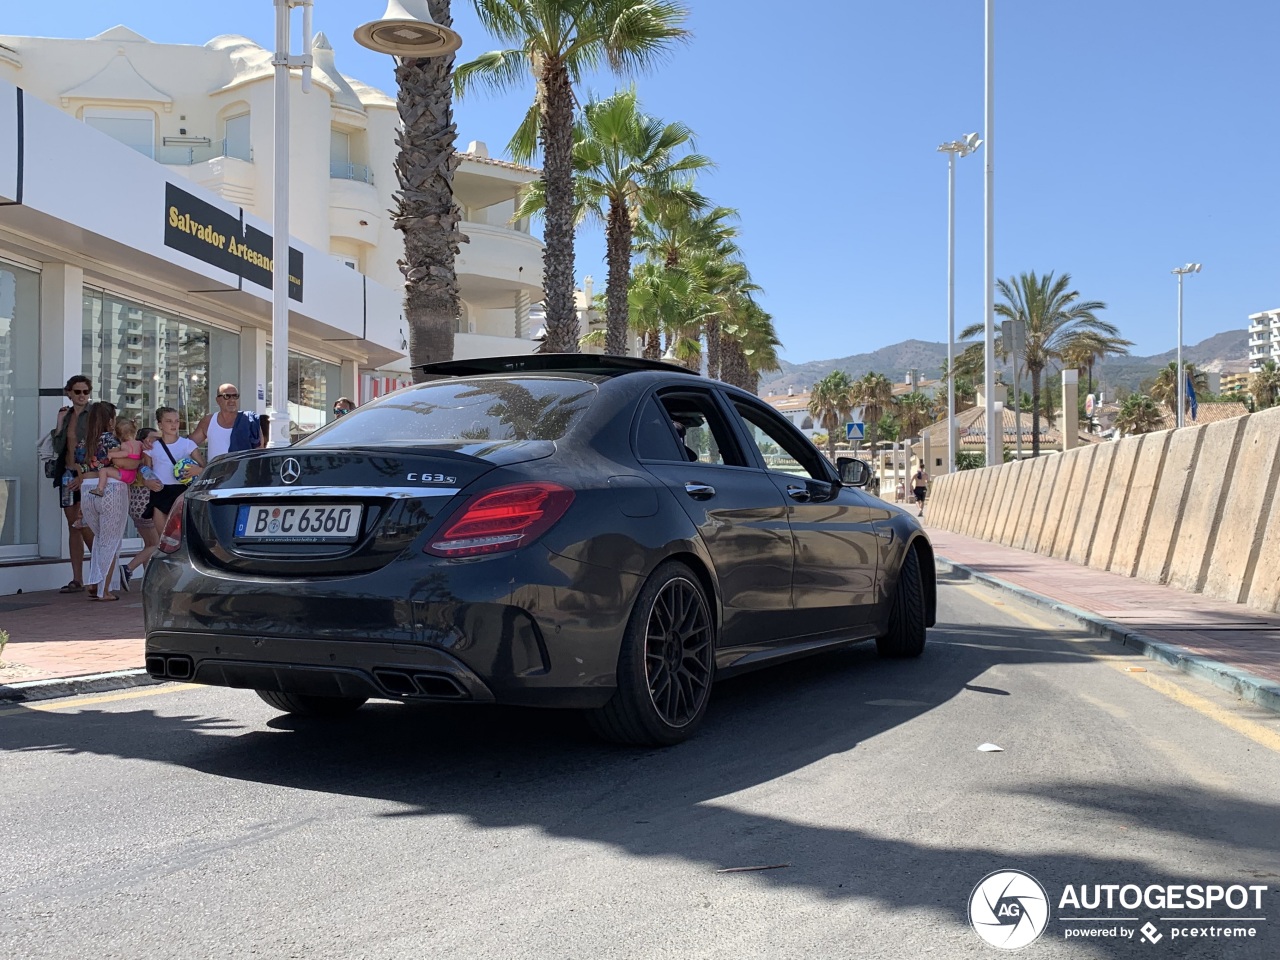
[683,482,716,500]
[786,484,811,503]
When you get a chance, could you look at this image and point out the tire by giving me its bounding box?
[255,689,368,716]
[587,560,716,747]
[876,544,927,658]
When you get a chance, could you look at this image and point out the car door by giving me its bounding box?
[635,389,795,652]
[726,395,881,637]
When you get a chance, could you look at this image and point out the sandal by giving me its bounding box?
[90,593,119,602]
[59,580,84,593]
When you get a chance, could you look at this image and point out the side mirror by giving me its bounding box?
[836,457,871,487]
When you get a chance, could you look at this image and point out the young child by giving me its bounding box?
[89,418,144,496]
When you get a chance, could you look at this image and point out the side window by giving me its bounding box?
[653,391,747,467]
[732,399,829,481]
[634,396,685,462]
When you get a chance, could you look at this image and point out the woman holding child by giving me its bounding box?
[78,401,131,601]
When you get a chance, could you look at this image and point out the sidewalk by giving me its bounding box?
[0,585,151,701]
[926,523,1280,714]
[2,526,1279,711]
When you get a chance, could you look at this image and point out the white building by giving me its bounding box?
[1247,308,1280,372]
[0,24,544,588]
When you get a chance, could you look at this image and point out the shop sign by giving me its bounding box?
[164,182,303,300]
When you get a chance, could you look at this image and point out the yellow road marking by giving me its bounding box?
[0,683,199,718]
[968,586,1280,754]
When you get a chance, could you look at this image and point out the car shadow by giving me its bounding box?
[2,582,1276,957]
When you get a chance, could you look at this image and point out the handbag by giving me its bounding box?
[39,429,59,478]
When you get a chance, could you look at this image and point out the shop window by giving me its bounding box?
[265,347,342,440]
[0,261,40,555]
[83,290,239,541]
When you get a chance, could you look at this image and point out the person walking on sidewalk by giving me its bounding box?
[912,464,929,517]
[79,401,130,602]
[48,375,95,593]
[188,383,264,460]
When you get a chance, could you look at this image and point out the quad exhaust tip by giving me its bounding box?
[373,669,467,699]
[146,655,194,680]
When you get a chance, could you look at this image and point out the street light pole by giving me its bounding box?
[938,133,981,474]
[267,0,313,447]
[983,0,998,468]
[1171,262,1202,428]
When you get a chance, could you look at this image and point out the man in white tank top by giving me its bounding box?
[190,383,265,459]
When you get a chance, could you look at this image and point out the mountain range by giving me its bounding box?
[759,330,1250,398]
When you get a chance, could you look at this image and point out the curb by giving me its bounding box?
[0,668,162,704]
[937,556,1280,717]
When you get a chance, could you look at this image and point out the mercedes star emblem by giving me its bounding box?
[280,457,302,484]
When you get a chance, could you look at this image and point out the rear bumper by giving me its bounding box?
[143,545,642,709]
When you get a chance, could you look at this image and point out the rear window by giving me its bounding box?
[295,377,597,446]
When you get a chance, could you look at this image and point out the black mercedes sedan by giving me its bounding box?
[143,355,936,745]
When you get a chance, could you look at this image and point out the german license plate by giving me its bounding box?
[235,503,362,542]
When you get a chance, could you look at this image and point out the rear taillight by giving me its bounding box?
[158,495,185,554]
[425,482,574,558]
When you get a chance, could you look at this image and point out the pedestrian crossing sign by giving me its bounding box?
[846,422,865,441]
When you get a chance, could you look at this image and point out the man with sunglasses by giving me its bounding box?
[189,383,265,460]
[48,375,96,592]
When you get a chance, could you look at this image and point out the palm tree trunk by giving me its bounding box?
[604,199,632,356]
[644,329,660,359]
[705,314,721,380]
[395,0,465,381]
[538,60,578,354]
[720,340,749,390]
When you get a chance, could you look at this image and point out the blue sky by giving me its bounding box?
[6,1,1278,364]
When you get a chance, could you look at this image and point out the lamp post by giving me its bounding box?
[266,0,314,447]
[983,0,998,468]
[1171,263,1202,428]
[938,132,981,474]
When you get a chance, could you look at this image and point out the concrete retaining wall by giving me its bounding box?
[925,406,1280,612]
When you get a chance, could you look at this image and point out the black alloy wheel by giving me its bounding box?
[644,576,714,727]
[588,561,715,746]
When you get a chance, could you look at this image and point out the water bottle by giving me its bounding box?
[60,469,75,508]
[140,464,157,482]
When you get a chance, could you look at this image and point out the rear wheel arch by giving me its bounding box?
[661,549,721,638]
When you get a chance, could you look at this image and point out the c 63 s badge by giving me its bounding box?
[406,473,456,483]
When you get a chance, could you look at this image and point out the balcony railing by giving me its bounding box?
[331,162,374,184]
[157,138,252,166]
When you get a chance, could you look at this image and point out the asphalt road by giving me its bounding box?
[3,570,1279,959]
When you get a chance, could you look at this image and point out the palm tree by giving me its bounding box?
[808,371,856,459]
[516,87,710,356]
[1062,330,1133,397]
[719,299,780,393]
[851,372,895,447]
[396,0,466,377]
[897,392,934,441]
[635,201,740,365]
[456,0,690,354]
[1115,394,1163,436]
[1149,361,1210,416]
[963,271,1116,456]
[1250,359,1280,410]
